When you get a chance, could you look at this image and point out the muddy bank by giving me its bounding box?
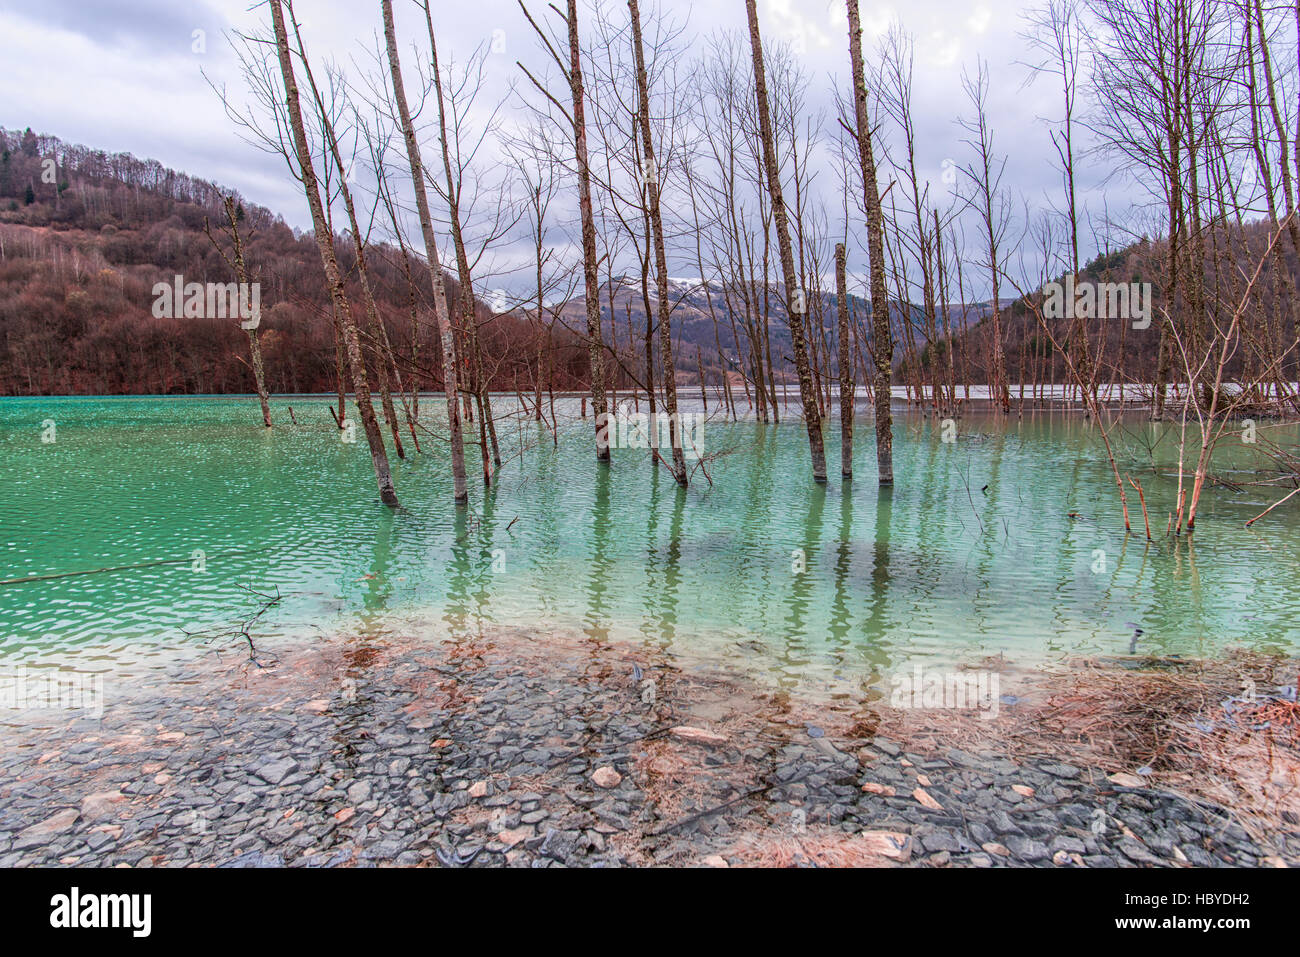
[0,629,1295,867]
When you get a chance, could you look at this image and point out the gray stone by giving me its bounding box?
[1005,836,1050,862]
[254,758,299,786]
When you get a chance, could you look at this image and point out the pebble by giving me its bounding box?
[591,767,622,789]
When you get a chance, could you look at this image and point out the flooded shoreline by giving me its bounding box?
[2,626,1294,868]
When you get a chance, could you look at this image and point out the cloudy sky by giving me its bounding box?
[0,0,1124,297]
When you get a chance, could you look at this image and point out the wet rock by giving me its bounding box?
[1118,838,1163,866]
[1050,836,1086,855]
[80,791,127,821]
[1005,836,1050,862]
[858,831,913,862]
[591,767,622,789]
[1108,772,1146,788]
[920,829,962,854]
[912,787,943,811]
[14,809,79,850]
[1040,763,1082,779]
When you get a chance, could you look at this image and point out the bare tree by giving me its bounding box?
[503,122,576,433]
[845,0,896,485]
[269,0,397,506]
[959,59,1013,415]
[745,0,828,483]
[1023,0,1095,404]
[204,195,272,428]
[628,0,688,485]
[292,51,408,460]
[518,0,611,463]
[382,0,467,503]
[423,7,511,484]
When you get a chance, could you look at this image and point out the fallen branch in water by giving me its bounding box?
[0,549,269,586]
[1246,486,1300,528]
[181,584,284,666]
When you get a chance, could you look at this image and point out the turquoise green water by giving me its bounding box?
[1,396,1297,688]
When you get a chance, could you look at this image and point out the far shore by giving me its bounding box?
[6,385,1299,415]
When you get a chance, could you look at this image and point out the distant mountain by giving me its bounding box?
[552,274,945,384]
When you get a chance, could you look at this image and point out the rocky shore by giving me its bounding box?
[0,629,1293,868]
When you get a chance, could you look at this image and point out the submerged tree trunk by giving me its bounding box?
[835,242,854,479]
[629,0,687,486]
[745,0,827,483]
[247,324,273,429]
[571,1,610,462]
[845,0,894,485]
[424,5,500,481]
[382,0,467,503]
[331,305,347,427]
[206,195,271,427]
[270,0,397,507]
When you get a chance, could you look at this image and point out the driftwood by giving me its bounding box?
[0,549,266,586]
[181,583,284,665]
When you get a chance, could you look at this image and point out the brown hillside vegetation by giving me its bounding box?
[0,127,591,396]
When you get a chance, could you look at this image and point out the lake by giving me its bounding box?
[2,395,1297,694]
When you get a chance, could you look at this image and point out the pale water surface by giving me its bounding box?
[1,396,1297,693]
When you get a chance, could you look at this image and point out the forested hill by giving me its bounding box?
[0,127,589,397]
[4,127,1293,399]
[943,219,1299,390]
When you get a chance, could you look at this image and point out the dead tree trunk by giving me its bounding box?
[270,0,397,506]
[835,242,854,478]
[745,0,827,483]
[382,0,467,503]
[846,0,895,485]
[629,0,687,486]
[520,0,611,463]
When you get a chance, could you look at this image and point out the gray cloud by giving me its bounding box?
[6,0,229,56]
